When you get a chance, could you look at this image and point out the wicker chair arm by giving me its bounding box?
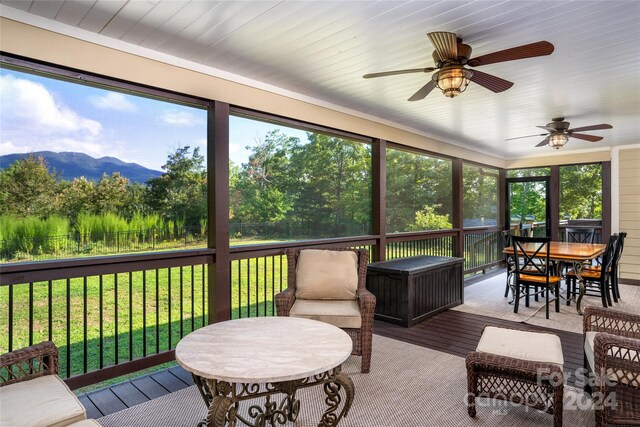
[583,306,640,339]
[593,332,640,386]
[0,341,59,387]
[357,288,376,321]
[275,287,296,317]
[466,351,564,384]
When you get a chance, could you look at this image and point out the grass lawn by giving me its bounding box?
[0,251,289,380]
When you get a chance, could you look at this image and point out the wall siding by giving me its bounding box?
[619,148,640,281]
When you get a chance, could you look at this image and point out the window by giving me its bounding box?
[463,164,498,227]
[386,147,452,232]
[0,66,207,261]
[560,163,602,221]
[229,114,372,244]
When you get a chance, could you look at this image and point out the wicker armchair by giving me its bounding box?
[0,341,98,426]
[583,306,640,427]
[275,247,375,373]
[1,341,59,385]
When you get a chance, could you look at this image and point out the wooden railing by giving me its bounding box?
[463,228,503,273]
[0,250,212,389]
[385,231,456,260]
[0,230,505,388]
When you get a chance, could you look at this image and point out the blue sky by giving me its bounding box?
[0,68,306,171]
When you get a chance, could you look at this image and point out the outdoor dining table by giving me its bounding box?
[503,241,606,315]
[175,316,355,427]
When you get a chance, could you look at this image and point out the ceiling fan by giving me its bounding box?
[363,31,554,101]
[506,117,613,149]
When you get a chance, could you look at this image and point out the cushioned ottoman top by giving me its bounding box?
[476,326,564,368]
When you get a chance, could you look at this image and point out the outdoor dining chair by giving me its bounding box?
[511,236,563,319]
[580,232,627,303]
[566,234,618,308]
[610,231,627,301]
[565,227,596,244]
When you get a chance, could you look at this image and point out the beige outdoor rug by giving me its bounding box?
[98,334,595,427]
[452,273,640,334]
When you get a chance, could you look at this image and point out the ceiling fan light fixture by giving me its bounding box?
[548,133,569,149]
[433,66,473,98]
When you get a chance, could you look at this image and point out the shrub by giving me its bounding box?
[0,215,69,257]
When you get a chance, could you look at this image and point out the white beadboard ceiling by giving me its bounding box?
[2,0,639,160]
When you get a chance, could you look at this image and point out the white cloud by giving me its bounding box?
[90,92,137,112]
[0,74,102,136]
[0,134,138,165]
[229,142,242,153]
[0,140,19,155]
[161,110,200,126]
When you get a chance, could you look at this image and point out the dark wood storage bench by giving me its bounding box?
[366,255,464,327]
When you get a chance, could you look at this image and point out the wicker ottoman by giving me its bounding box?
[466,326,565,427]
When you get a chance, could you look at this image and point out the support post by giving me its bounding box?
[550,165,560,240]
[372,139,386,261]
[208,101,231,324]
[498,169,506,230]
[602,161,611,242]
[452,159,464,258]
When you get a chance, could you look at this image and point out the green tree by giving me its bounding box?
[508,181,547,223]
[231,131,296,223]
[560,164,602,219]
[56,177,95,222]
[0,155,58,218]
[93,172,130,215]
[463,165,498,226]
[386,149,452,232]
[408,205,452,231]
[146,146,207,229]
[289,133,371,235]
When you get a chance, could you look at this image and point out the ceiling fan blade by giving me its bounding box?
[363,67,436,79]
[408,80,437,101]
[568,124,613,133]
[570,133,603,142]
[536,137,550,147]
[506,133,548,141]
[468,69,513,93]
[467,41,554,67]
[428,31,458,61]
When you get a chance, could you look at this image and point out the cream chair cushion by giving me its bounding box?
[69,421,101,426]
[476,326,564,370]
[584,331,640,387]
[295,250,358,300]
[290,299,362,329]
[0,374,87,427]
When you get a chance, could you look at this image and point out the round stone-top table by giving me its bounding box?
[175,317,355,427]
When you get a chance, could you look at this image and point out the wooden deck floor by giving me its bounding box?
[79,309,584,419]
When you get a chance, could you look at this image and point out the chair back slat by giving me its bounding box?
[511,235,552,279]
[565,227,596,244]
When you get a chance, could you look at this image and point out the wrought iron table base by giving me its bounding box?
[193,367,354,427]
[572,261,587,315]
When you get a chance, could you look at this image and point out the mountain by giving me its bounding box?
[0,151,163,184]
